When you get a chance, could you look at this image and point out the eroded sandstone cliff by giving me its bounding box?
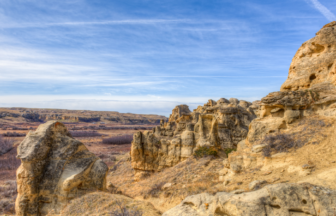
[15,121,108,216]
[131,99,257,178]
[247,21,336,145]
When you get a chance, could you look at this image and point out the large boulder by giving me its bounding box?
[15,121,108,216]
[163,183,336,216]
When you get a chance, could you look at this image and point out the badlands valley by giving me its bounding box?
[2,22,336,215]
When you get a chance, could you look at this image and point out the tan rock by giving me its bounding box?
[15,121,108,216]
[163,183,336,216]
[131,98,256,174]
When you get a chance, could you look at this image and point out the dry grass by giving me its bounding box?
[261,116,332,157]
[0,148,21,171]
[102,135,133,145]
[108,155,225,212]
[69,130,102,137]
[0,180,17,215]
[0,136,14,155]
[61,192,160,216]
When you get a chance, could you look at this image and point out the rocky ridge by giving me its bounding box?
[162,21,336,216]
[131,99,258,179]
[0,108,166,124]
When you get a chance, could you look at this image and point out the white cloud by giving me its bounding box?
[310,0,336,21]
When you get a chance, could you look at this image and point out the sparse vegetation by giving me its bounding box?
[61,193,150,216]
[0,180,17,215]
[70,130,102,137]
[0,148,21,170]
[103,135,133,145]
[109,155,224,204]
[0,136,14,155]
[2,131,26,137]
[261,117,332,157]
[224,148,236,156]
[193,146,218,158]
[146,182,166,198]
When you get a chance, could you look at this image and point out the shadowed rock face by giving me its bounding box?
[15,121,108,216]
[163,183,336,216]
[131,99,257,178]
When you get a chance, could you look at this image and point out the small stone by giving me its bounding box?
[252,144,268,153]
[223,179,231,186]
[219,168,229,176]
[302,164,315,169]
[107,182,115,188]
[223,159,230,168]
[263,171,272,175]
[162,183,172,190]
[249,180,267,190]
[230,164,242,173]
[270,177,280,183]
[231,189,245,194]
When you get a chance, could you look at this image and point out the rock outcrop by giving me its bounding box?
[248,21,336,145]
[163,183,336,216]
[131,99,257,177]
[15,121,108,216]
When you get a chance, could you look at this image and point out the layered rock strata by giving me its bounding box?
[163,183,336,216]
[15,121,108,216]
[215,22,336,189]
[131,99,257,177]
[247,21,336,145]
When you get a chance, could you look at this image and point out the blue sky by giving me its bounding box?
[0,0,335,116]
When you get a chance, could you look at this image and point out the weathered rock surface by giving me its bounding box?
[163,183,336,216]
[15,121,108,216]
[131,99,257,176]
[247,21,336,145]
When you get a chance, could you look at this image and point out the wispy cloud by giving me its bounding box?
[0,19,192,29]
[0,0,333,115]
[309,0,336,21]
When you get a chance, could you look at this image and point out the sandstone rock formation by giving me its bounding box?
[15,121,108,216]
[241,21,336,147]
[131,99,257,177]
[163,183,336,216]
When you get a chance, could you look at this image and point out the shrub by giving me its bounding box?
[261,133,300,157]
[193,146,218,158]
[147,182,166,198]
[0,136,15,155]
[224,148,236,156]
[110,200,143,216]
[261,118,332,157]
[0,180,17,214]
[102,135,133,145]
[3,131,26,137]
[0,148,21,170]
[69,130,102,137]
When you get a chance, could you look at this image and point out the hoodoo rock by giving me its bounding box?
[15,121,108,216]
[131,98,257,178]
